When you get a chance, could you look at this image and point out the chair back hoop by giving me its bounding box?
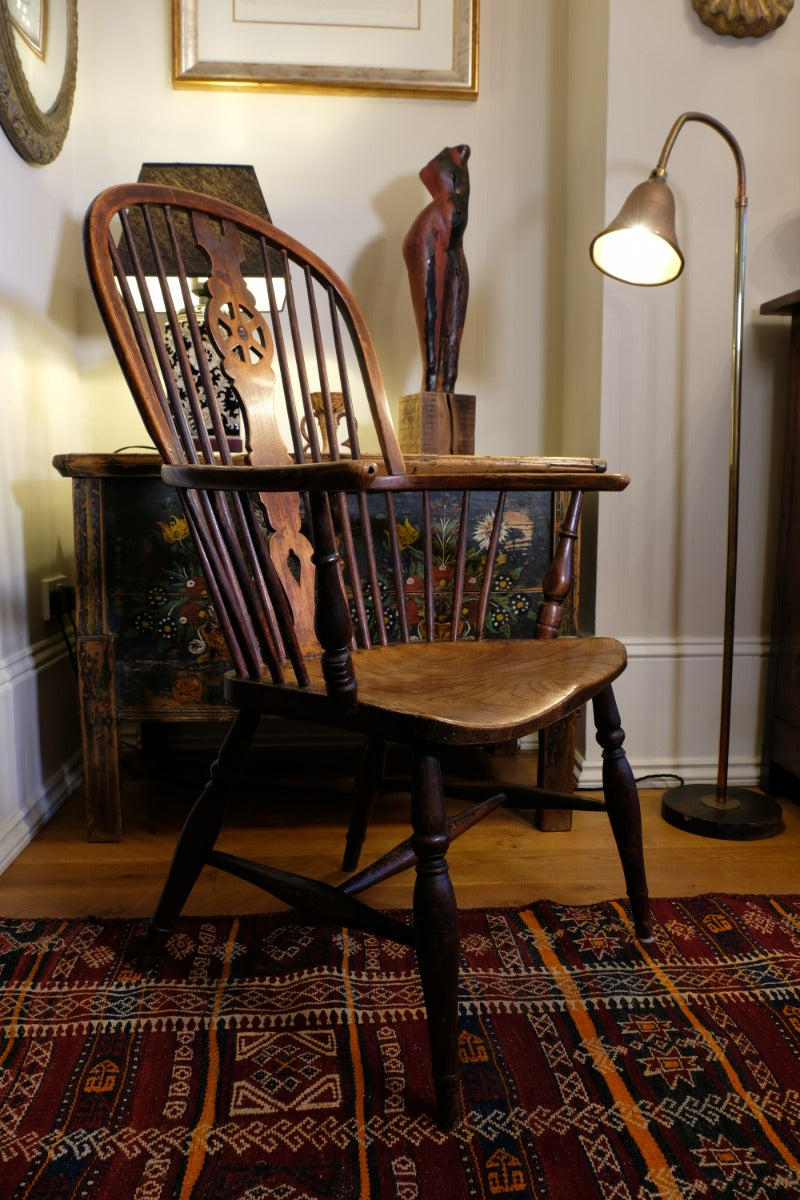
[85,183,403,683]
[85,183,580,695]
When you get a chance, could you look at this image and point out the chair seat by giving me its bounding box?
[226,636,627,747]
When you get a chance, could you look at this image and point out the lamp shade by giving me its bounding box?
[116,163,285,310]
[138,163,270,214]
[590,175,684,286]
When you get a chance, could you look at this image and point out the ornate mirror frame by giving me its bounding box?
[0,0,77,164]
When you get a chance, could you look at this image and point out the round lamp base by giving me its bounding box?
[661,784,783,841]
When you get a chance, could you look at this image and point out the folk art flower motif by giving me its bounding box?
[354,496,544,643]
[472,510,510,552]
[171,675,205,704]
[124,530,226,662]
[124,492,559,673]
[393,517,419,551]
[156,514,190,543]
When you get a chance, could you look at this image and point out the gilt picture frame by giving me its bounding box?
[172,0,478,100]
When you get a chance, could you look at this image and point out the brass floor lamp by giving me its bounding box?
[589,111,782,840]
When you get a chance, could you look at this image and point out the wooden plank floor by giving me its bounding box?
[0,745,797,918]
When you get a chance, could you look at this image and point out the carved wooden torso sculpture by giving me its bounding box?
[402,145,470,394]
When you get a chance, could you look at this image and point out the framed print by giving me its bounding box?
[172,0,479,99]
[7,0,45,58]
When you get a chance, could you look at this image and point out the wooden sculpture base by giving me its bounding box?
[399,392,476,455]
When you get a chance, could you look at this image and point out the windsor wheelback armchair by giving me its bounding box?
[83,183,652,1130]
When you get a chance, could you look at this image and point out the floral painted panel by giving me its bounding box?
[105,479,231,712]
[106,481,566,711]
[342,490,568,644]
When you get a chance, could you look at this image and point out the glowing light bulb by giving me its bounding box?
[591,225,682,286]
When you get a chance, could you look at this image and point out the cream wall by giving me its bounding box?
[0,116,84,869]
[581,0,799,783]
[0,0,797,870]
[1,0,566,868]
[74,0,562,458]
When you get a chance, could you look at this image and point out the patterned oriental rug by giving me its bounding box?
[2,895,800,1200]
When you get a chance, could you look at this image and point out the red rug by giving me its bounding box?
[2,894,800,1199]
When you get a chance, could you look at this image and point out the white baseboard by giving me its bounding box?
[0,752,83,875]
[135,635,772,794]
[0,634,82,876]
[573,749,763,791]
[538,635,769,790]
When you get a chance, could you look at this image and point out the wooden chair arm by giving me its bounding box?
[402,454,608,473]
[162,460,629,496]
[367,469,629,493]
[161,460,380,492]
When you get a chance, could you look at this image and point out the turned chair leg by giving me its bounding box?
[147,709,262,946]
[592,686,654,943]
[342,737,387,872]
[411,748,463,1130]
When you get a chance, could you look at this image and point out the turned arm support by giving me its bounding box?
[536,490,583,640]
[307,488,358,712]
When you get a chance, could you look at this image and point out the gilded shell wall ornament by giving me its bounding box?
[691,0,794,37]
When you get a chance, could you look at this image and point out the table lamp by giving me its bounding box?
[117,162,285,312]
[115,163,285,450]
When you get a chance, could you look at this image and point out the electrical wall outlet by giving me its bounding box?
[42,574,69,622]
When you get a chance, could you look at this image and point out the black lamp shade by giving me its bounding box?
[117,162,282,280]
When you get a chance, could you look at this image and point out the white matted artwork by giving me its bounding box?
[234,1,420,30]
[173,0,478,99]
[7,0,45,58]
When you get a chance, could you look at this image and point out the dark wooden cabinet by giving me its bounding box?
[760,291,800,790]
[53,453,232,841]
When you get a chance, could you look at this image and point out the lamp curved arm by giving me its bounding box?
[653,112,747,209]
